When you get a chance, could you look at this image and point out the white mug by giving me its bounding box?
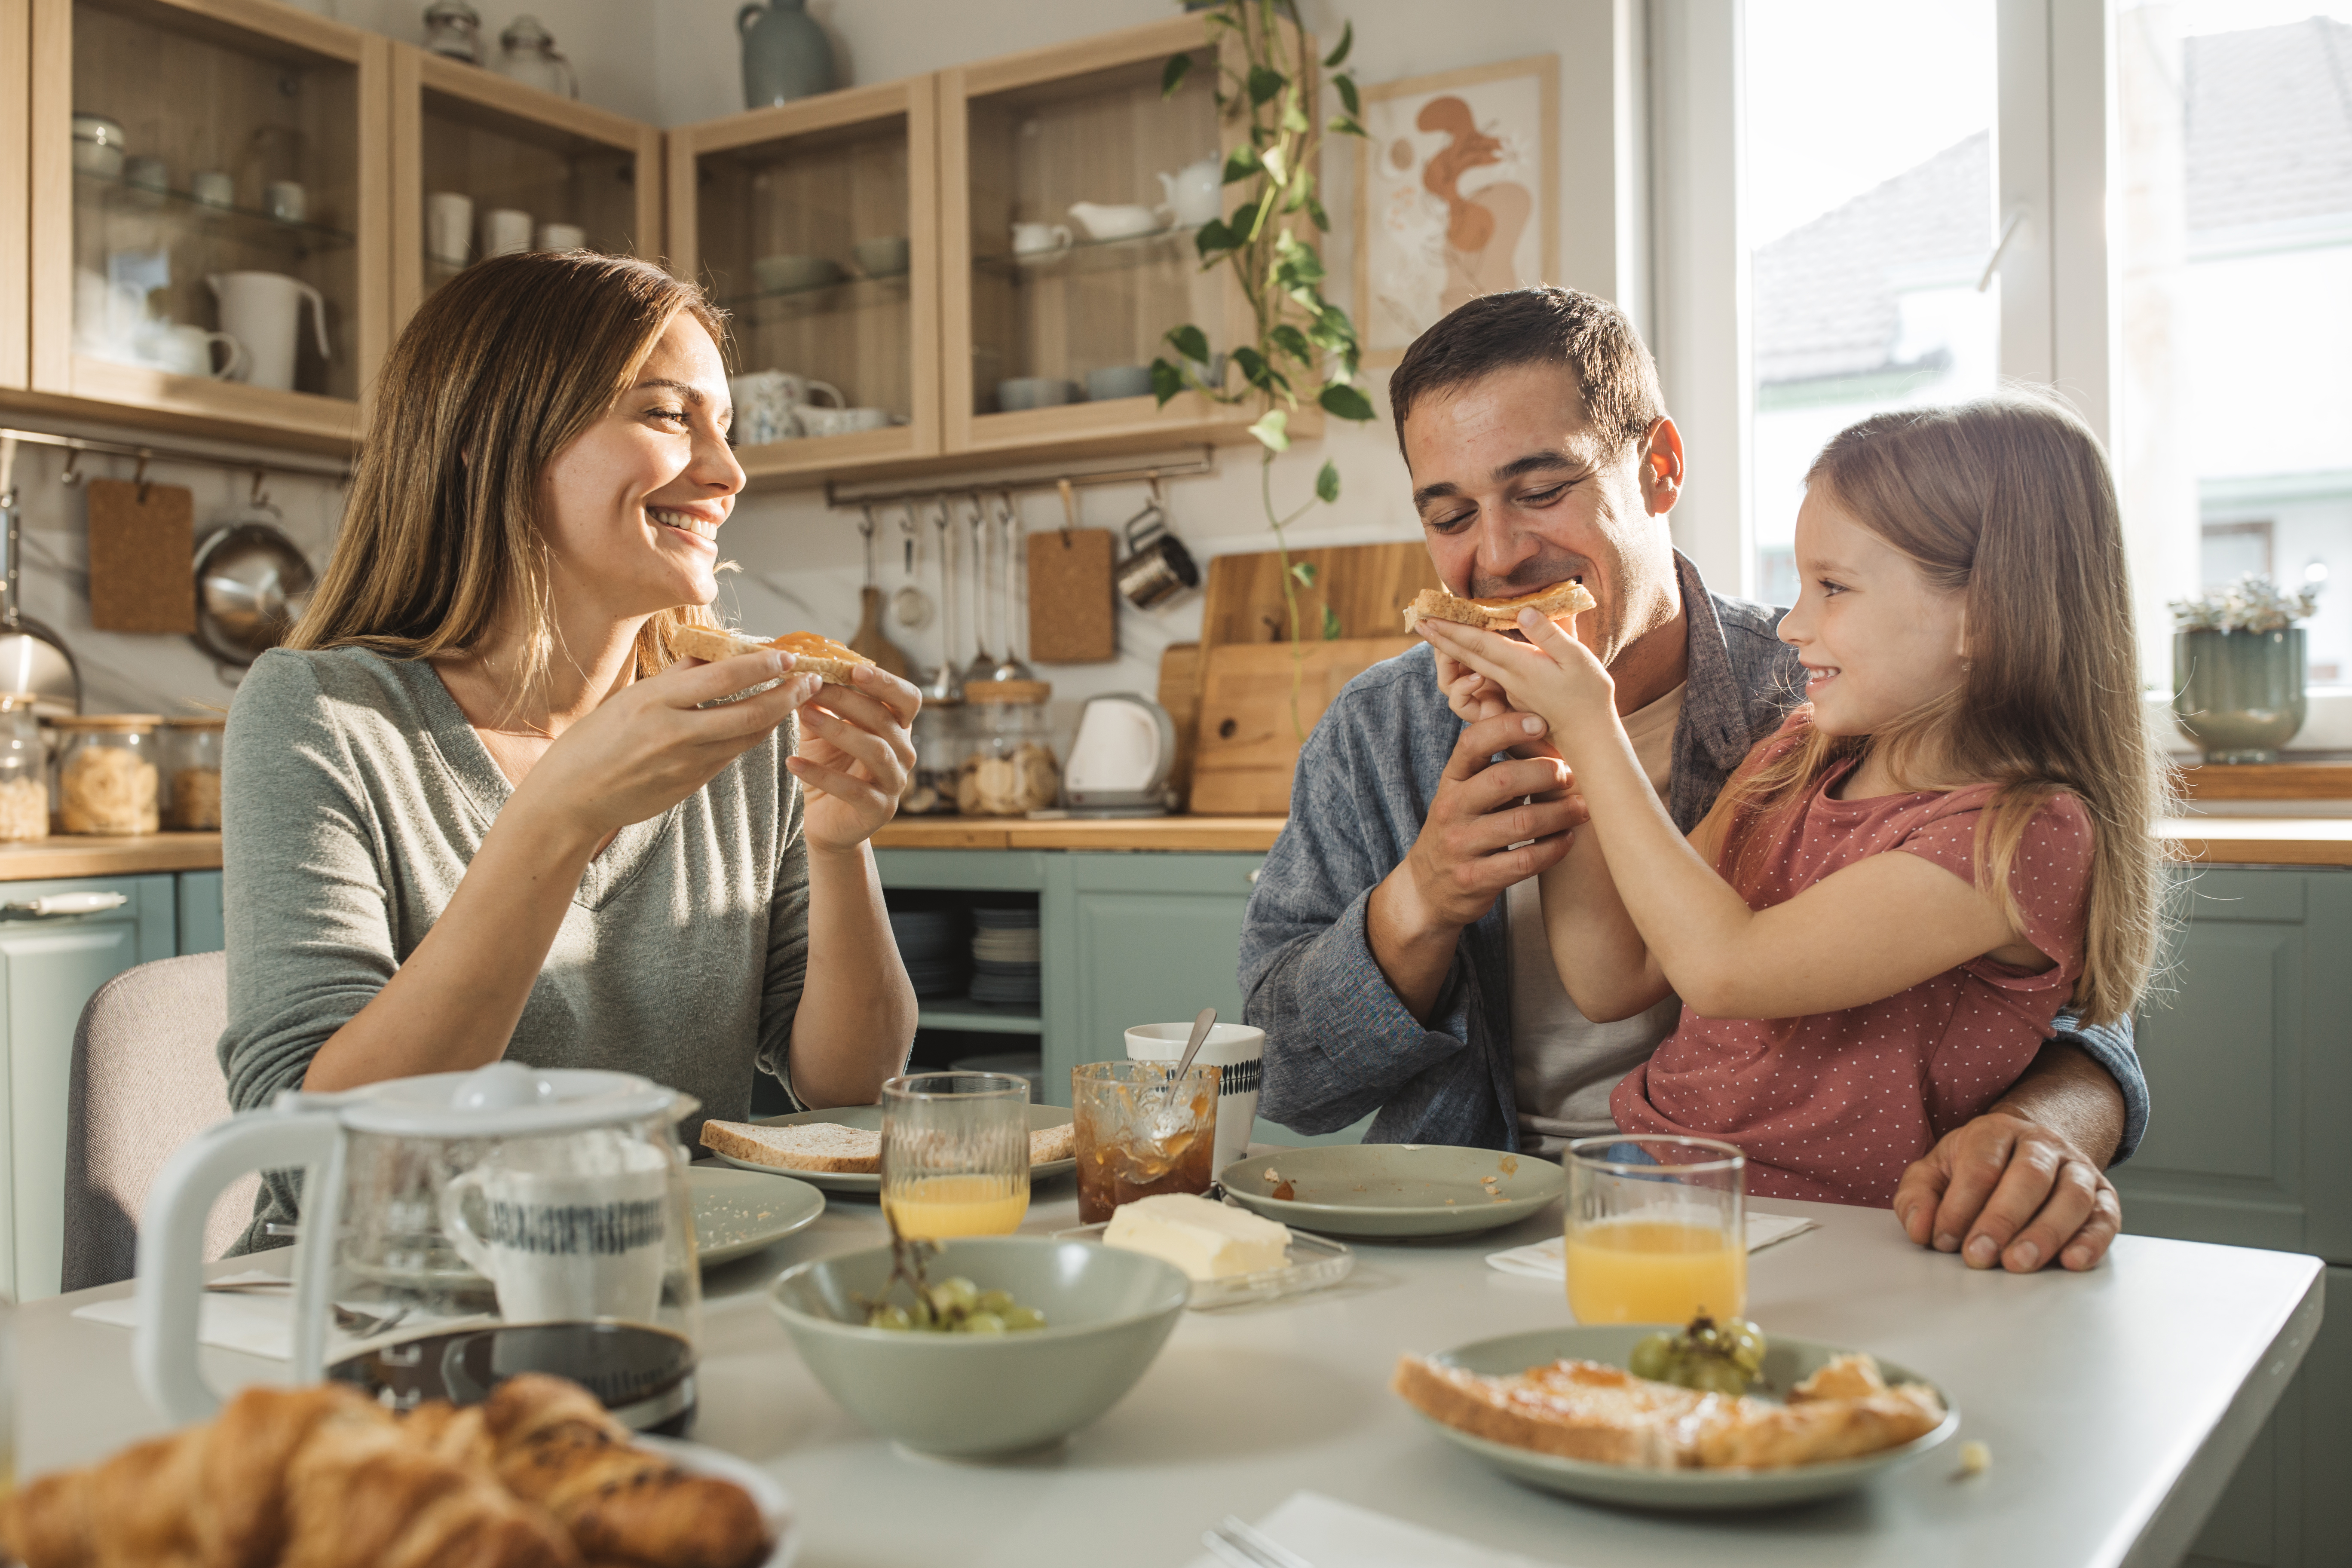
[481,207,533,257]
[206,271,329,392]
[440,1130,672,1324]
[1011,221,1072,257]
[726,369,844,447]
[265,181,306,224]
[796,405,891,438]
[427,192,473,266]
[190,170,235,209]
[1127,1022,1265,1176]
[536,221,585,251]
[143,323,246,380]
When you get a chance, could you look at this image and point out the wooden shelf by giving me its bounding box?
[2177,760,2352,802]
[915,1000,1042,1035]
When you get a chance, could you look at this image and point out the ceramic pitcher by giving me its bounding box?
[207,273,329,393]
[738,0,834,109]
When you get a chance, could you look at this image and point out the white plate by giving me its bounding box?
[690,1167,826,1266]
[637,1434,799,1567]
[1053,1220,1354,1309]
[709,1103,1078,1194]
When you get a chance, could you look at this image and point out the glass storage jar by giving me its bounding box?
[0,695,48,842]
[52,716,162,836]
[161,717,227,830]
[957,680,1059,816]
[903,698,966,815]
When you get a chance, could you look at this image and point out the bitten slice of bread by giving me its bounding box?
[671,625,873,683]
[700,1120,881,1172]
[1402,580,1596,634]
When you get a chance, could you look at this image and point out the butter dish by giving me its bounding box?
[1054,1220,1353,1310]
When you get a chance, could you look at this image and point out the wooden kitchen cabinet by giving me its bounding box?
[25,0,389,449]
[0,873,176,1302]
[668,77,942,484]
[1,0,30,390]
[389,44,662,337]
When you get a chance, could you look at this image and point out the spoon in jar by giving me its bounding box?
[1149,1005,1219,1138]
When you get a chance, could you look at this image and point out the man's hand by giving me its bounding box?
[1893,1109,2121,1273]
[1366,710,1586,1019]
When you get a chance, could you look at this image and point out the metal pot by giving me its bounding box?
[0,435,80,717]
[1115,504,1197,610]
[192,517,314,666]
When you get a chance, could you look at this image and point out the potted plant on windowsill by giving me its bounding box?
[2171,574,2322,763]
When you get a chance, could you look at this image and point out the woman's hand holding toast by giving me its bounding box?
[786,660,920,854]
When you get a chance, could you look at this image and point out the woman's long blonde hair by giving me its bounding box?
[289,252,727,698]
[1720,393,2174,1024]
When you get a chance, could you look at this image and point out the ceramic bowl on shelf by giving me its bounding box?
[768,1236,1188,1455]
[995,376,1079,412]
[1085,364,1154,401]
[851,236,910,279]
[752,254,842,293]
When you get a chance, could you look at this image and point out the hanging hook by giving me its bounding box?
[250,468,270,509]
[134,455,151,503]
[59,448,83,487]
[1147,470,1166,517]
[1056,478,1077,546]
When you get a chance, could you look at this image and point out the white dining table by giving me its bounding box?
[17,1165,2321,1568]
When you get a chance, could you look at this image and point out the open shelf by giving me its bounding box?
[916,1000,1043,1035]
[73,168,357,251]
[971,223,1203,279]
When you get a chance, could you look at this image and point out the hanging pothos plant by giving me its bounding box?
[1152,2,1374,737]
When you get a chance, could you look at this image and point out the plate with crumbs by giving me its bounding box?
[1052,1219,1353,1309]
[1218,1145,1565,1239]
[710,1103,1078,1194]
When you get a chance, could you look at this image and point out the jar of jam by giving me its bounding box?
[0,695,47,841]
[161,717,227,830]
[51,716,162,836]
[957,680,1058,816]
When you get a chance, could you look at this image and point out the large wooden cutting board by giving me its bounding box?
[1188,637,1418,815]
[1199,542,1440,646]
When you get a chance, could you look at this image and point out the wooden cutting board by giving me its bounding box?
[85,479,196,634]
[1027,528,1117,663]
[1198,542,1441,647]
[1158,642,1202,811]
[1187,637,1418,815]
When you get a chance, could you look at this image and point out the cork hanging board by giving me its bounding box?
[86,479,197,634]
[1026,528,1117,663]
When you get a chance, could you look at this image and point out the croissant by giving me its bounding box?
[479,1376,769,1568]
[0,1384,580,1568]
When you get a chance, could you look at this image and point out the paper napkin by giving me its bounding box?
[1186,1491,1562,1568]
[1484,1210,1818,1281]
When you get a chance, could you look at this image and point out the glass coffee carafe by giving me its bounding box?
[135,1062,703,1433]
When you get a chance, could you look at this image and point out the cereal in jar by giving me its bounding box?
[52,716,162,835]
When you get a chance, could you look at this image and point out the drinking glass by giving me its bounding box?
[880,1071,1031,1240]
[1563,1136,1746,1324]
[1069,1060,1219,1224]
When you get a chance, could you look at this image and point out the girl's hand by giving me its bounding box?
[1436,644,1510,724]
[790,660,921,854]
[1417,611,1615,748]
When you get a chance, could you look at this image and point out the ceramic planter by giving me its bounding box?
[2173,627,2307,763]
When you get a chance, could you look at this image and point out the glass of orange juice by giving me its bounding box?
[880,1071,1032,1240]
[1562,1136,1746,1324]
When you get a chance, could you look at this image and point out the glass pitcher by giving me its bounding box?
[135,1062,703,1433]
[493,15,579,99]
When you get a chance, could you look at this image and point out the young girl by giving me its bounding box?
[1416,394,2168,1207]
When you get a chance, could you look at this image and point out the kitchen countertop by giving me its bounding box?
[873,815,1284,852]
[18,1175,2319,1568]
[0,832,221,882]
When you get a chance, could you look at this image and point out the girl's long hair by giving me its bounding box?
[288,251,728,701]
[1720,393,2174,1024]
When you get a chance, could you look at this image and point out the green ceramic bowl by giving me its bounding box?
[1219,1144,1567,1238]
[768,1237,1188,1455]
[1409,1325,1959,1510]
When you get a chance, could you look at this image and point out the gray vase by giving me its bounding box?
[739,0,835,109]
[2173,627,2307,763]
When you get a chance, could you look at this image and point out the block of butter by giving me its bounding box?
[1102,1193,1292,1280]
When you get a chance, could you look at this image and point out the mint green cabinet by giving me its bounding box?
[2115,867,2352,1568]
[0,874,178,1300]
[176,870,223,955]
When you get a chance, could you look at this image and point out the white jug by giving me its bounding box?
[206,272,330,393]
[1156,157,1222,228]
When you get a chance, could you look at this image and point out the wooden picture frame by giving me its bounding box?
[1353,55,1559,368]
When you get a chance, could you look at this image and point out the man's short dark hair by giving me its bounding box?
[1387,287,1667,460]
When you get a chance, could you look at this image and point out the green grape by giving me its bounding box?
[1001,1306,1045,1331]
[959,1311,1007,1335]
[1629,1333,1675,1381]
[931,1277,981,1316]
[868,1304,914,1331]
[977,1289,1016,1314]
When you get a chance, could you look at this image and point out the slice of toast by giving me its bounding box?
[1402,580,1596,634]
[700,1120,881,1173]
[671,625,872,683]
[1029,1123,1076,1164]
[1393,1353,1946,1472]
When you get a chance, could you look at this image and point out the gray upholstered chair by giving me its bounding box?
[62,950,254,1292]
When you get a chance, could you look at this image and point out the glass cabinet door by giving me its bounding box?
[31,0,386,442]
[670,79,940,480]
[940,16,1286,459]
[391,46,662,334]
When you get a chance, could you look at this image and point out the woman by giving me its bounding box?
[218,252,919,1249]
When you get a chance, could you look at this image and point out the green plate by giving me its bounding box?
[1409,1325,1959,1510]
[711,1103,1077,1194]
[692,1166,825,1265]
[1217,1144,1566,1238]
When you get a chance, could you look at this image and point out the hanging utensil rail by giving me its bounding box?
[0,427,352,499]
[822,447,1216,512]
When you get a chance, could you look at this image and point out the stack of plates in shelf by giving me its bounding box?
[891,906,969,999]
[968,905,1041,1010]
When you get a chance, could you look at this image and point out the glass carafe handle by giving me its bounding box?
[133,1105,340,1422]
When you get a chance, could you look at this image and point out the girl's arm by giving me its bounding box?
[1420,613,2030,1020]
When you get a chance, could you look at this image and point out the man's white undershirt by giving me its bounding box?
[1508,681,1687,1157]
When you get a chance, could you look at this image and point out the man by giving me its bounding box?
[1240,287,2144,1273]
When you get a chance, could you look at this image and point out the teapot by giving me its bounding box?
[1156,157,1222,228]
[135,1062,704,1432]
[1068,201,1165,242]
